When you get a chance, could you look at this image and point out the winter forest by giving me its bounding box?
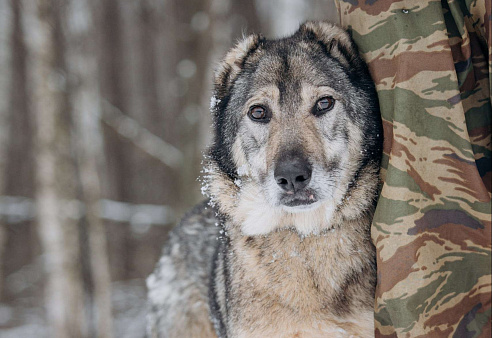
[0,0,337,337]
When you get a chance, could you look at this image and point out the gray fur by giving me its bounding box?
[146,201,220,337]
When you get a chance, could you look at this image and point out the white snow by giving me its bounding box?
[236,164,249,176]
[0,275,148,338]
[209,95,221,111]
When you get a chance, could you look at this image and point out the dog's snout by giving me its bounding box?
[274,155,312,193]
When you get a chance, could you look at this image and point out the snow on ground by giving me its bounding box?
[0,278,148,338]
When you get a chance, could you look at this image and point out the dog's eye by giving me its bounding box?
[248,105,270,123]
[313,97,335,116]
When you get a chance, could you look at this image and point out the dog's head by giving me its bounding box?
[205,22,382,236]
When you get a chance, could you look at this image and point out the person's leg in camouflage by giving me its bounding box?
[334,0,491,336]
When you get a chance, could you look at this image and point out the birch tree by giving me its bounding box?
[29,0,85,336]
[0,0,12,300]
[65,0,113,337]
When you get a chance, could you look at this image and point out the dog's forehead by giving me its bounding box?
[241,40,342,108]
[254,41,332,85]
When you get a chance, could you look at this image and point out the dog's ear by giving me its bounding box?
[213,34,263,101]
[298,21,365,72]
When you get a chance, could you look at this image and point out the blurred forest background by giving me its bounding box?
[0,0,337,337]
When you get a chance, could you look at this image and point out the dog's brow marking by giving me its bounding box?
[245,86,279,105]
[301,84,341,102]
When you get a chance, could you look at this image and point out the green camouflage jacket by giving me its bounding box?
[335,0,492,337]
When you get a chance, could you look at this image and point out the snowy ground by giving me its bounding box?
[0,278,148,338]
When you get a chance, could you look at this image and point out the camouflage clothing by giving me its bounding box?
[335,0,492,337]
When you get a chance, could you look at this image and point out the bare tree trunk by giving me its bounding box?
[0,0,12,301]
[132,0,169,205]
[28,0,85,336]
[99,0,132,203]
[2,0,39,303]
[65,1,113,337]
[97,0,133,281]
[6,0,34,199]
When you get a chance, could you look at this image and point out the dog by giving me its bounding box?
[147,21,383,338]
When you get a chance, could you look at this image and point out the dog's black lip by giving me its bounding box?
[283,198,317,207]
[280,190,318,207]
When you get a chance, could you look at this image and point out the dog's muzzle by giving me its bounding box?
[274,152,317,207]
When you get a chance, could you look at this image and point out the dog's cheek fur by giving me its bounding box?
[240,123,271,180]
[236,183,281,235]
[210,35,264,180]
[232,137,249,175]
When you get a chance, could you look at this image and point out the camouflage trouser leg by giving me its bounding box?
[335,0,492,337]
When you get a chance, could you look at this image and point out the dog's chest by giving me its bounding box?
[226,231,373,337]
[235,321,373,338]
[233,231,348,299]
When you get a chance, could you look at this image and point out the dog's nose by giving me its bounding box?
[274,155,312,193]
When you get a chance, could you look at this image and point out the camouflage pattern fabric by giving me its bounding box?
[334,0,492,337]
